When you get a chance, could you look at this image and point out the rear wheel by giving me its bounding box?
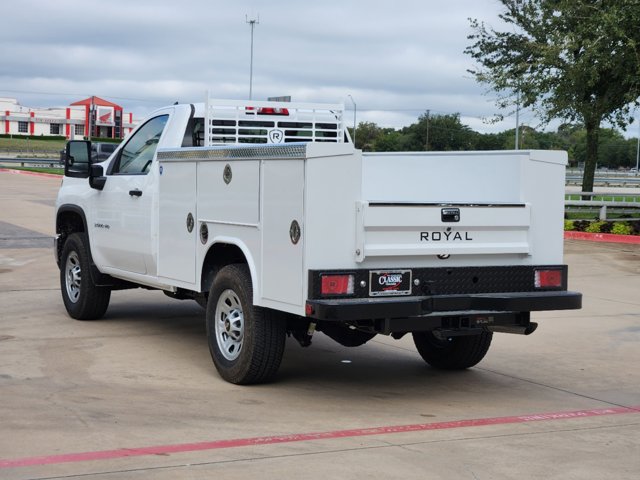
[412,331,493,370]
[206,264,285,384]
[60,233,111,320]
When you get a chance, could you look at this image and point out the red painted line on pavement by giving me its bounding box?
[1,405,638,469]
[0,168,61,179]
[564,231,640,244]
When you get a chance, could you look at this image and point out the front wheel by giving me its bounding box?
[60,233,111,320]
[206,264,286,384]
[412,331,493,370]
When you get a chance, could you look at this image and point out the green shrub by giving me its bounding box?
[564,220,575,231]
[573,220,590,231]
[600,222,613,233]
[611,223,633,236]
[585,221,605,233]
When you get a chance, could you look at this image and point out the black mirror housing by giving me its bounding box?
[89,164,107,191]
[65,141,91,178]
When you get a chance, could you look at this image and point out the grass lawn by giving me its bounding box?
[2,166,63,175]
[0,137,66,153]
[566,212,640,220]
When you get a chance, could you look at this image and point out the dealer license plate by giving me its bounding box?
[369,270,412,297]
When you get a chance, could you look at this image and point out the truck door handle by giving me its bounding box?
[129,189,143,197]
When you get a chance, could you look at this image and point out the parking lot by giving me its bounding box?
[1,169,639,479]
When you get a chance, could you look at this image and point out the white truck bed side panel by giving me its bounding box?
[198,161,260,225]
[522,151,568,264]
[260,160,305,307]
[157,161,197,284]
[303,149,363,271]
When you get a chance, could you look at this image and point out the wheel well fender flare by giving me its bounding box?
[55,205,88,265]
[56,204,88,234]
[201,237,260,302]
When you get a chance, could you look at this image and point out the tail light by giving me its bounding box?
[534,269,563,288]
[320,274,355,296]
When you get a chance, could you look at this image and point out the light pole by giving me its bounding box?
[347,95,356,147]
[636,118,639,174]
[246,15,259,100]
[425,109,431,151]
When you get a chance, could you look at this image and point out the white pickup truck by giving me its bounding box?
[55,97,581,384]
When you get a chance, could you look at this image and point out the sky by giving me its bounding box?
[0,0,539,134]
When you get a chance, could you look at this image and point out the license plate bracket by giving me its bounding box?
[369,270,412,297]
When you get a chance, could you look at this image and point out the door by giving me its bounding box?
[90,114,169,275]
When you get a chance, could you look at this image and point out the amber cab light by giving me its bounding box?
[535,269,563,288]
[321,274,355,296]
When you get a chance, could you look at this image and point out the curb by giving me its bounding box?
[564,231,640,245]
[0,168,62,180]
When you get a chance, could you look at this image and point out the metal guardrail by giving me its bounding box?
[0,147,60,155]
[565,191,640,220]
[566,176,640,187]
[566,173,640,188]
[0,157,63,168]
[565,192,640,202]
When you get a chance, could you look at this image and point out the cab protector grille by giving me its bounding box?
[205,100,346,145]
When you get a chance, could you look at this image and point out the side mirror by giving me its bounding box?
[89,164,107,191]
[65,141,91,178]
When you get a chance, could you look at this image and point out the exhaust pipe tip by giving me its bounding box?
[487,322,538,335]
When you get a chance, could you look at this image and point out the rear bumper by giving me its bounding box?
[306,290,582,321]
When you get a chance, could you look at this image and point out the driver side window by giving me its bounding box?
[113,115,169,174]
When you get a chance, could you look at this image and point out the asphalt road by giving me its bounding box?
[0,170,639,479]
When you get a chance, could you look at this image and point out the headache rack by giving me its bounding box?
[204,97,348,146]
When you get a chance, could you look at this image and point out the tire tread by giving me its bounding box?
[207,264,285,384]
[412,331,493,370]
[60,233,110,320]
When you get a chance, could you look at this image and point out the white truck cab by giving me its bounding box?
[55,96,581,384]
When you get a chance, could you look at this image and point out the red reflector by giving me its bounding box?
[305,303,314,316]
[321,274,354,295]
[535,270,563,288]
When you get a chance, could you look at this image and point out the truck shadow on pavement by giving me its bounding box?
[83,293,519,405]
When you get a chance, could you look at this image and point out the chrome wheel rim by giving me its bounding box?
[215,289,244,361]
[65,251,82,303]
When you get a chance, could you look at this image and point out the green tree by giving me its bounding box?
[373,129,406,152]
[466,0,640,194]
[402,113,477,151]
[353,121,383,151]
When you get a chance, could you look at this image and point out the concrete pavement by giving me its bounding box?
[0,170,639,479]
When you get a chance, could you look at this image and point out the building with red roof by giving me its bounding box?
[0,96,136,140]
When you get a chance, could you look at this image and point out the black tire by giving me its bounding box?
[60,233,111,320]
[412,331,493,370]
[206,264,286,384]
